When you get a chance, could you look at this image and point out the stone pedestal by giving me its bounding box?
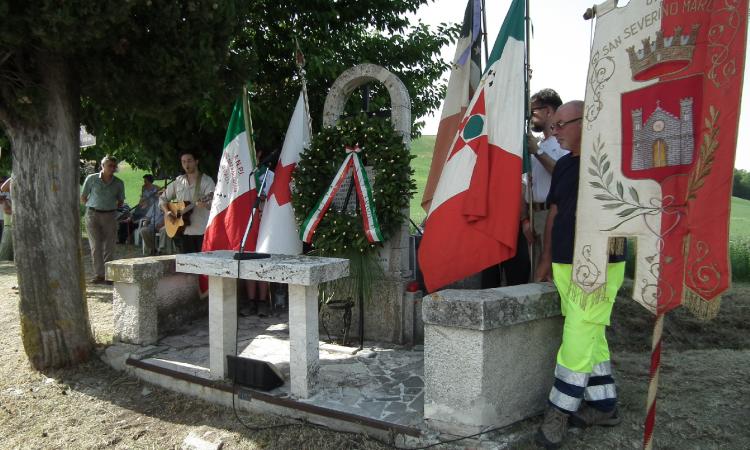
[176,251,348,398]
[422,283,563,434]
[107,256,201,345]
[329,277,410,344]
[288,284,320,398]
[208,276,237,379]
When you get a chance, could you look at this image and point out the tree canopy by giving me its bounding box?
[80,1,455,176]
[733,169,750,201]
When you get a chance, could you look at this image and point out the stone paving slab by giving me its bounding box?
[134,312,425,428]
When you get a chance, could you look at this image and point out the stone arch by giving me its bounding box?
[322,64,411,145]
[319,64,415,344]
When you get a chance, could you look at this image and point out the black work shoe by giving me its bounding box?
[569,404,622,428]
[535,406,569,449]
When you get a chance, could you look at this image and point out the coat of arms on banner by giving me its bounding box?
[574,0,748,316]
[621,76,702,182]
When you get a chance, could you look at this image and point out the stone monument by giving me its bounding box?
[321,63,414,344]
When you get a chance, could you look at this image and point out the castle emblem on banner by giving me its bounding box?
[621,24,702,182]
[630,99,694,171]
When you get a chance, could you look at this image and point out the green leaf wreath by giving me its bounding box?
[292,113,415,256]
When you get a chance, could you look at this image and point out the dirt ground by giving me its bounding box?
[0,243,748,449]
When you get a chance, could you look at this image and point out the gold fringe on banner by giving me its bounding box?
[566,281,608,311]
[682,287,722,320]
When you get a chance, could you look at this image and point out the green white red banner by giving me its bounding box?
[300,145,383,244]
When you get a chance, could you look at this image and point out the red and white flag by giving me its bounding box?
[418,0,526,292]
[421,0,483,213]
[202,91,259,254]
[256,89,311,255]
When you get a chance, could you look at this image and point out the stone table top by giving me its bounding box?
[422,282,560,331]
[175,250,349,286]
[107,255,177,283]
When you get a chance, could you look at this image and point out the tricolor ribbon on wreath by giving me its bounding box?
[300,145,383,244]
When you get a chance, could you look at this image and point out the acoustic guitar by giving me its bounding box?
[164,194,212,238]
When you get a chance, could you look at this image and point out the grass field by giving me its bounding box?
[110,163,166,208]
[730,196,750,239]
[409,135,435,225]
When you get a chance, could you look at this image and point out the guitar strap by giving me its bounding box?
[192,172,203,203]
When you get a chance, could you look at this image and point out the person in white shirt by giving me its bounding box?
[159,152,215,253]
[525,89,569,271]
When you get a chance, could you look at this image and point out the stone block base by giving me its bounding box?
[423,283,562,432]
[108,255,202,345]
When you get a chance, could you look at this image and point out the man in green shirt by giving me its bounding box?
[81,155,125,284]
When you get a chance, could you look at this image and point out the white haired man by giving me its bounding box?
[81,155,125,284]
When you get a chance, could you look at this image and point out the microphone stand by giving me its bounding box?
[233,166,272,260]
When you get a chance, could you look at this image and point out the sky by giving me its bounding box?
[411,0,750,170]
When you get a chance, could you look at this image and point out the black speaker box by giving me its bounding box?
[226,355,284,391]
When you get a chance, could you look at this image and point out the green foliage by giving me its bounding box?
[294,114,413,306]
[732,168,750,200]
[729,239,750,282]
[2,1,453,178]
[293,114,415,256]
[2,1,242,121]
[319,248,384,310]
[1,0,247,181]
[81,1,454,176]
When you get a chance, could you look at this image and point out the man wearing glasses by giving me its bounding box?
[81,155,125,284]
[526,89,568,273]
[535,101,627,449]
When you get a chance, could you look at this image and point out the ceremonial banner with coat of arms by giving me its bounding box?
[574,0,748,316]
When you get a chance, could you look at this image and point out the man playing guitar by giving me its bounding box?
[159,151,215,253]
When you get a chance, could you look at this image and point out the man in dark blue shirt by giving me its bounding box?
[534,101,626,449]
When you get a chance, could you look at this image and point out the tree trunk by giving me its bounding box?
[6,53,93,369]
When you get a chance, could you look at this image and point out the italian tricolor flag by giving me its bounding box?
[418,0,526,292]
[202,91,259,253]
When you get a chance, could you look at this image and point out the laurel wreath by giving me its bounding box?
[588,135,659,231]
[686,106,719,201]
[292,114,415,255]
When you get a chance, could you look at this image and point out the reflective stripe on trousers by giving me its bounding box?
[549,361,617,413]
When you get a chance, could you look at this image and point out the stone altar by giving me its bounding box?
[175,250,348,399]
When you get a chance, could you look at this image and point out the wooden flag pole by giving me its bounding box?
[525,0,535,276]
